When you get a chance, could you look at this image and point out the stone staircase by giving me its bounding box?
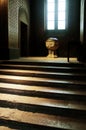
[0,60,86,130]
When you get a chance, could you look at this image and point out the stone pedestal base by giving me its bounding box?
[47,50,58,58]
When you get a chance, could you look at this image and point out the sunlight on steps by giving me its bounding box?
[0,59,86,130]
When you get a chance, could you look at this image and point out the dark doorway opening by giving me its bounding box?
[20,22,28,57]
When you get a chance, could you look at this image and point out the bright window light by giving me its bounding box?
[58,12,65,20]
[48,13,55,21]
[47,21,55,29]
[58,0,66,11]
[58,21,65,29]
[46,0,66,30]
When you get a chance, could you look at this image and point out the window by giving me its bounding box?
[46,0,67,30]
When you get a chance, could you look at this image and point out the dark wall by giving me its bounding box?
[29,0,80,57]
[84,0,86,42]
[29,0,45,56]
[0,0,8,59]
[0,0,30,60]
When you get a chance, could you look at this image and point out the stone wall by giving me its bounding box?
[8,0,30,52]
[0,0,30,60]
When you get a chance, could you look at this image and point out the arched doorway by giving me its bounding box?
[20,22,28,57]
[19,7,29,57]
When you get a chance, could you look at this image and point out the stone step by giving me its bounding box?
[0,93,86,118]
[0,93,86,119]
[0,107,86,130]
[0,64,86,73]
[0,60,86,130]
[0,75,86,88]
[2,60,86,67]
[0,126,14,130]
[0,83,86,101]
[0,69,86,81]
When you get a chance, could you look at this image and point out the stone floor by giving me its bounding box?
[10,57,78,63]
